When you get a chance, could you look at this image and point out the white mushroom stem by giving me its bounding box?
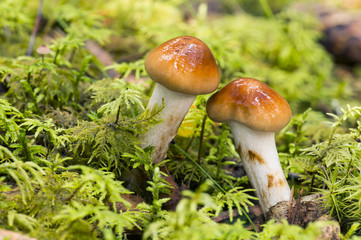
[141,83,196,163]
[228,120,291,214]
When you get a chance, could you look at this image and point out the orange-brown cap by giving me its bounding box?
[206,78,291,132]
[145,36,220,95]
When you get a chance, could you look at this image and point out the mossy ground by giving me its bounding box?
[1,0,361,239]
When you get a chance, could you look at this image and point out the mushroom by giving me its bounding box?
[142,36,220,163]
[36,44,51,55]
[206,77,291,214]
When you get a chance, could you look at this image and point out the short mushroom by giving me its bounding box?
[142,36,220,163]
[206,77,291,214]
[36,44,51,55]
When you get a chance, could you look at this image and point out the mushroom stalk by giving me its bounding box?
[228,121,291,214]
[141,83,196,163]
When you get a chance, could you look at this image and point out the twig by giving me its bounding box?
[320,165,329,189]
[114,105,121,124]
[66,181,87,202]
[26,0,44,56]
[288,185,294,224]
[291,188,303,224]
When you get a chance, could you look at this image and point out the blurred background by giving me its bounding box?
[3,0,361,112]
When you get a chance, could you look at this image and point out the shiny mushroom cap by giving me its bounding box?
[145,36,220,95]
[206,78,292,132]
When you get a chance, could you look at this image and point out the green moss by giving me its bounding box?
[1,0,361,238]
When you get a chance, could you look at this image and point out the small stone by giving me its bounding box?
[316,214,341,240]
[266,193,340,240]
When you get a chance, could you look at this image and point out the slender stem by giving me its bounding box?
[320,165,329,189]
[26,0,44,56]
[319,118,342,161]
[66,181,87,202]
[197,114,207,163]
[114,105,121,125]
[173,143,258,232]
[342,154,353,187]
[174,143,224,193]
[53,49,60,65]
[25,72,41,113]
[38,57,44,82]
[184,133,195,152]
[185,120,203,152]
[309,174,315,191]
[45,134,50,160]
[258,0,274,19]
[69,48,77,63]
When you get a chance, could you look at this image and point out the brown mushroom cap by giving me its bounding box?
[206,78,291,132]
[145,36,220,95]
[36,44,51,55]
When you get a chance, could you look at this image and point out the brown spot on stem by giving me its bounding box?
[167,114,175,127]
[160,134,166,142]
[267,174,275,188]
[248,150,265,164]
[237,144,242,155]
[267,174,286,188]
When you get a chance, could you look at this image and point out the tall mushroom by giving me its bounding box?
[142,36,220,163]
[206,78,291,214]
